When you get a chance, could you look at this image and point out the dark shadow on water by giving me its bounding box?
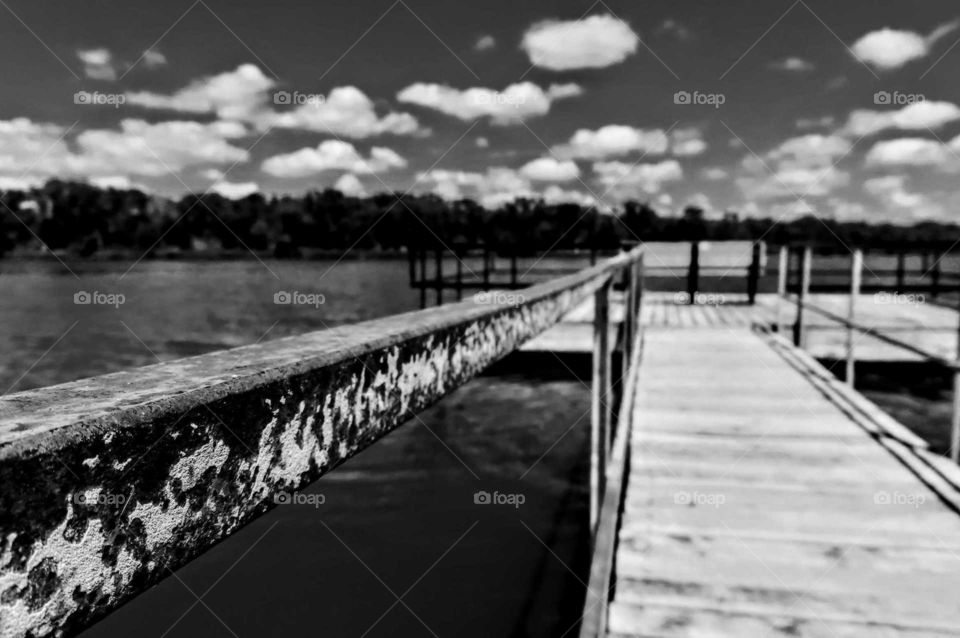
[80,353,597,637]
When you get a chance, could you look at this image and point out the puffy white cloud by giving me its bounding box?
[334,173,366,196]
[541,185,598,207]
[271,86,421,137]
[552,125,669,160]
[142,49,167,68]
[73,120,249,176]
[864,137,953,167]
[0,117,250,180]
[77,48,116,81]
[768,57,814,72]
[261,140,406,178]
[851,21,958,71]
[474,35,496,51]
[842,100,960,137]
[592,159,683,198]
[88,176,132,190]
[522,14,639,70]
[863,174,944,218]
[736,134,852,200]
[670,127,707,156]
[475,137,489,148]
[701,167,728,180]
[210,180,259,199]
[126,64,274,120]
[519,157,580,181]
[127,65,422,138]
[396,82,581,125]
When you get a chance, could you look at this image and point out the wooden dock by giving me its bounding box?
[588,324,960,637]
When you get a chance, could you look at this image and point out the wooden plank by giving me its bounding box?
[603,327,960,637]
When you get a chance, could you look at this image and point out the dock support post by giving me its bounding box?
[483,248,491,288]
[846,250,863,386]
[687,241,700,304]
[591,278,611,537]
[510,252,518,288]
[419,249,427,309]
[434,249,443,306]
[776,246,789,332]
[455,253,463,301]
[747,242,761,305]
[793,247,811,348]
[896,252,906,290]
[932,255,941,298]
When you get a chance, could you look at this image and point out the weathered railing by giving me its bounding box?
[0,247,643,638]
[780,246,960,461]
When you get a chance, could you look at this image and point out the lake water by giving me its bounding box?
[0,258,594,637]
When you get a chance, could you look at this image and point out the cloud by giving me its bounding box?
[334,173,367,196]
[77,48,117,81]
[737,134,852,200]
[541,185,598,207]
[656,19,692,41]
[271,86,421,137]
[396,82,581,125]
[127,65,423,138]
[701,167,728,181]
[210,180,259,199]
[552,125,669,160]
[842,100,960,136]
[863,174,944,218]
[768,57,814,72]
[519,157,580,181]
[521,14,639,70]
[475,137,489,148]
[126,64,274,120]
[851,21,959,71]
[864,137,955,168]
[142,49,167,68]
[670,127,707,156]
[0,117,250,181]
[417,167,536,208]
[797,115,836,130]
[261,140,406,178]
[474,35,496,51]
[592,160,683,198]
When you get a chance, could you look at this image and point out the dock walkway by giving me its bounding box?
[602,326,960,637]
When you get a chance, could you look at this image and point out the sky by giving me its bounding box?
[2,0,960,223]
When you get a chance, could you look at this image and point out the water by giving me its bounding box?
[0,258,593,636]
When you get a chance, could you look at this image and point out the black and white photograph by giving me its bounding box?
[3,1,960,636]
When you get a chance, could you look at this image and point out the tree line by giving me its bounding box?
[0,180,957,258]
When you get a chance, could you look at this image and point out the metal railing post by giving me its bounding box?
[622,265,633,386]
[846,250,863,386]
[793,247,811,348]
[687,241,699,304]
[954,299,960,464]
[590,278,611,537]
[747,241,761,305]
[776,246,789,332]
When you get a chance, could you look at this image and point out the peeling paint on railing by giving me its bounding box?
[0,248,641,638]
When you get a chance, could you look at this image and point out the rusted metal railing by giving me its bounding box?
[0,247,643,638]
